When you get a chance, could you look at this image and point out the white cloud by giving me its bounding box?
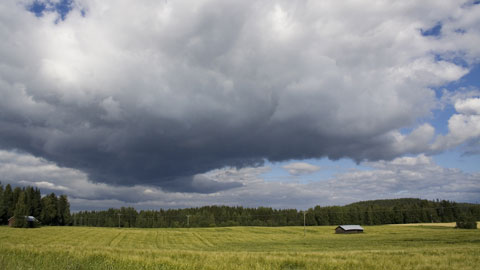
[19,180,70,191]
[391,124,436,154]
[283,162,320,176]
[455,98,480,115]
[432,97,480,151]
[368,154,432,168]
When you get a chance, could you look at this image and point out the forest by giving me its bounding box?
[0,183,71,227]
[1,183,479,228]
[72,198,480,228]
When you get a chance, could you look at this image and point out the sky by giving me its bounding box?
[0,0,479,211]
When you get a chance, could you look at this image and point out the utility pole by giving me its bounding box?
[303,211,306,237]
[186,215,190,227]
[118,213,122,228]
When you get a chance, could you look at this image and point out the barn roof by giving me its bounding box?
[8,216,38,222]
[337,225,364,231]
[25,216,37,222]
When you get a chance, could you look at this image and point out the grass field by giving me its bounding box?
[1,224,479,270]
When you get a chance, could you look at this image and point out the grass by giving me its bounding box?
[0,224,479,269]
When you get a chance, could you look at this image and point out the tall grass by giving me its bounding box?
[1,225,479,269]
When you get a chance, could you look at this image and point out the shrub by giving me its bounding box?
[456,214,477,229]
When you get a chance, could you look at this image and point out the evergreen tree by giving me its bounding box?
[32,188,42,218]
[0,184,5,224]
[313,206,329,225]
[67,198,480,228]
[41,193,59,225]
[13,192,28,228]
[24,186,35,216]
[440,200,454,222]
[3,184,14,221]
[305,209,317,226]
[58,195,71,225]
[371,206,383,225]
[392,206,404,224]
[364,207,373,225]
[0,184,74,226]
[12,187,22,210]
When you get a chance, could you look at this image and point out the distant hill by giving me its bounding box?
[346,198,479,208]
[347,198,429,207]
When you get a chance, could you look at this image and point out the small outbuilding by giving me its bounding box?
[8,216,39,227]
[335,225,364,234]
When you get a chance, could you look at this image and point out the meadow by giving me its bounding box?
[0,224,479,270]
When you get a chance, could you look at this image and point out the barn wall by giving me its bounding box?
[335,227,363,234]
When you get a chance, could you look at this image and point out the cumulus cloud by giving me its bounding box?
[455,98,480,115]
[1,0,480,192]
[283,162,320,176]
[432,97,480,151]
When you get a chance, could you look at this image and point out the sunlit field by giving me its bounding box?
[389,222,458,227]
[1,224,479,270]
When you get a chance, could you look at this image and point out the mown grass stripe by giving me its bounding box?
[1,225,479,269]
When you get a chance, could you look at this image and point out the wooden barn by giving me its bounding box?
[335,225,364,234]
[8,216,38,227]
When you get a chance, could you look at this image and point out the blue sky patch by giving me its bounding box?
[431,63,480,134]
[27,1,47,17]
[455,64,480,88]
[421,23,442,37]
[434,150,480,173]
[27,0,74,21]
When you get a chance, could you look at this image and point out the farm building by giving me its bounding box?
[8,216,39,227]
[335,225,364,234]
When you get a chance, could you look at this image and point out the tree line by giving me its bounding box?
[72,198,480,228]
[0,183,71,227]
[2,183,478,228]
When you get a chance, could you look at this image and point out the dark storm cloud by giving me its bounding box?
[1,0,480,193]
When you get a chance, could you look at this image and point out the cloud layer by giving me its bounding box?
[1,0,480,192]
[1,150,478,210]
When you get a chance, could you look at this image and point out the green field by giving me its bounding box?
[1,224,479,270]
